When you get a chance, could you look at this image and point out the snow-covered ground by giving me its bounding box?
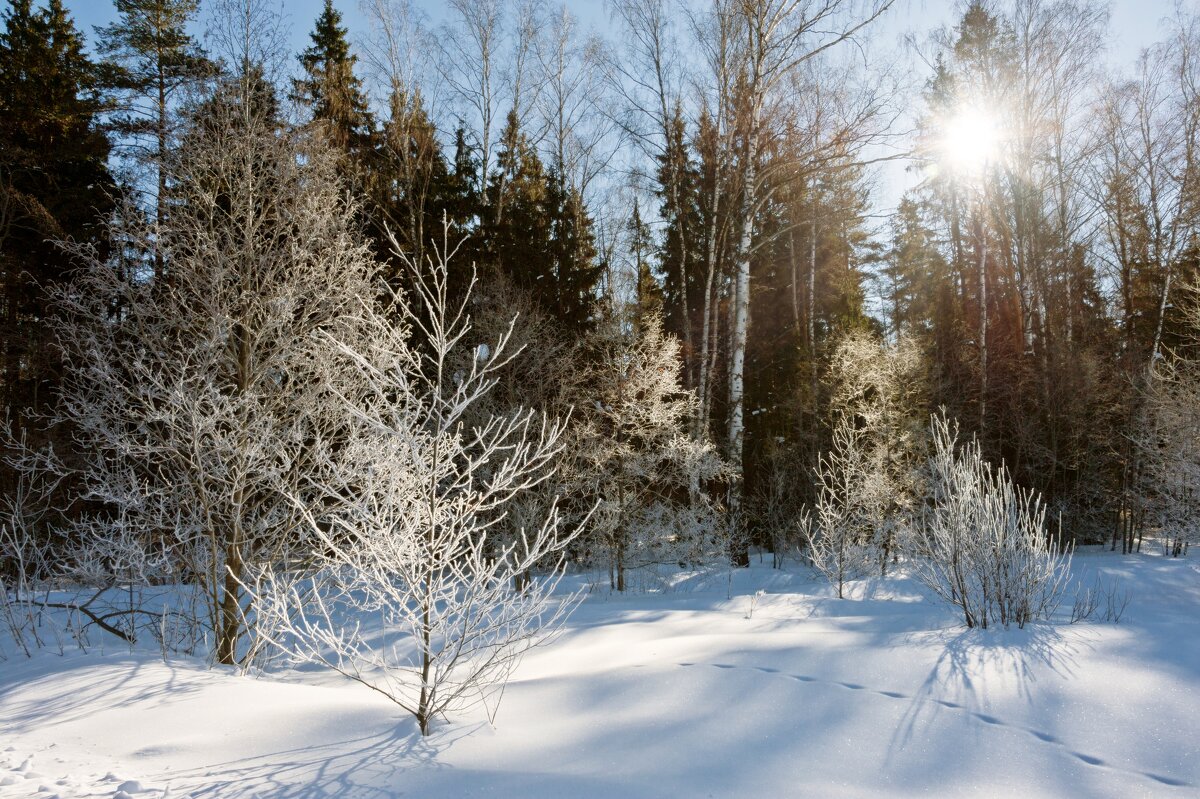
[2,549,1197,798]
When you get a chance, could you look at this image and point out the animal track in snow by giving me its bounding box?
[675,659,1192,790]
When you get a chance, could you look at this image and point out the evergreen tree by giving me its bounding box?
[547,171,602,334]
[656,103,703,366]
[369,88,453,276]
[442,124,482,298]
[294,0,372,158]
[484,110,552,291]
[447,125,481,228]
[883,195,944,337]
[480,111,602,334]
[629,200,662,332]
[0,0,113,420]
[97,0,210,281]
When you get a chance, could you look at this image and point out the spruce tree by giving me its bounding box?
[0,0,113,420]
[656,103,702,368]
[294,0,372,158]
[484,111,553,306]
[481,110,602,334]
[629,200,663,332]
[547,172,602,334]
[96,0,209,282]
[369,88,455,280]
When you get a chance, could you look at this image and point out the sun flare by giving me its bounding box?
[941,106,1002,175]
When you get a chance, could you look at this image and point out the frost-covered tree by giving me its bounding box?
[251,230,584,735]
[914,414,1071,629]
[580,316,727,591]
[36,68,380,664]
[826,330,927,570]
[1138,359,1200,556]
[801,413,887,598]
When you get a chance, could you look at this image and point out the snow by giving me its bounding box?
[2,549,1197,798]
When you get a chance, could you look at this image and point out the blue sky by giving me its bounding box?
[61,0,1175,74]
[55,0,1182,215]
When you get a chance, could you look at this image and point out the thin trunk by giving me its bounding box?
[697,171,721,438]
[808,185,818,414]
[156,65,168,284]
[977,208,988,436]
[1150,266,1173,367]
[728,156,754,476]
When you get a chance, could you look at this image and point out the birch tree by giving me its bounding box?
[719,0,894,544]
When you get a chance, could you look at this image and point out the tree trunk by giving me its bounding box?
[216,542,243,666]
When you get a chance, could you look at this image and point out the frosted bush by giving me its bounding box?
[913,414,1071,629]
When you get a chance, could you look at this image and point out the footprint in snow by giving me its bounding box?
[679,657,1193,789]
[1073,752,1106,766]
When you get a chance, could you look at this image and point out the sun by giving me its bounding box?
[941,106,1002,176]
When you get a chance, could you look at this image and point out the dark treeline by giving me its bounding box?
[1,0,1198,578]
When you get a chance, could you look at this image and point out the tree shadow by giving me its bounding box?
[889,623,1082,756]
[170,720,471,799]
[0,654,207,733]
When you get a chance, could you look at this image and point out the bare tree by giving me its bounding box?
[712,0,895,543]
[1094,9,1200,370]
[609,0,699,388]
[438,0,546,215]
[251,230,585,735]
[801,412,886,598]
[536,5,614,198]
